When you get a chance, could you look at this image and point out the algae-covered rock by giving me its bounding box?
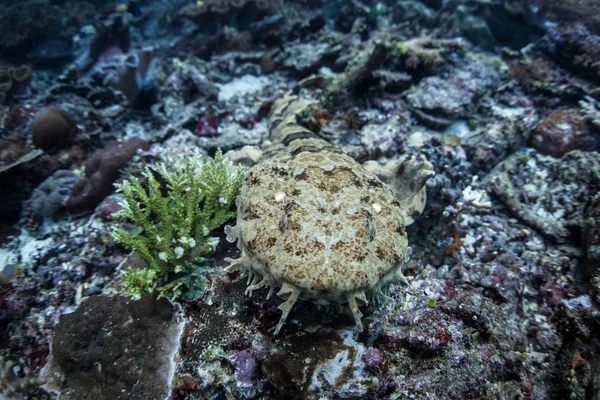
[43,295,183,399]
[486,149,600,243]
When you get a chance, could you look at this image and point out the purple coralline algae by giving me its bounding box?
[229,350,256,388]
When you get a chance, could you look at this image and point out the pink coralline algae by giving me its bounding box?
[361,348,383,368]
[194,106,220,136]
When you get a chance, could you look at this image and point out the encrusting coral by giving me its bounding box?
[111,150,244,300]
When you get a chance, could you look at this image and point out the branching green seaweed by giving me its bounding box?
[111,149,244,300]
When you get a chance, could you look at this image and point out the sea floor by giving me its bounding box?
[1,0,600,399]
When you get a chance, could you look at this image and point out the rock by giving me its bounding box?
[373,70,413,92]
[0,1,62,56]
[486,149,600,243]
[391,1,435,28]
[582,192,600,289]
[225,145,263,167]
[406,59,501,119]
[359,118,406,158]
[464,105,538,173]
[28,39,73,66]
[281,41,340,76]
[42,295,183,399]
[263,329,373,396]
[530,109,598,158]
[217,74,269,102]
[179,0,271,28]
[196,121,267,152]
[437,3,496,51]
[30,170,78,218]
[540,25,600,83]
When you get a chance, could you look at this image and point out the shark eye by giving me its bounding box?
[280,212,288,233]
[359,208,376,242]
[362,209,375,242]
[368,216,376,241]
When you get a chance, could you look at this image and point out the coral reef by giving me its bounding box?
[463,104,539,173]
[2,104,34,132]
[2,0,600,398]
[394,36,464,76]
[179,0,271,29]
[519,0,600,34]
[263,329,371,395]
[486,149,600,243]
[65,1,96,26]
[75,13,131,72]
[550,296,600,399]
[580,96,600,130]
[540,25,600,83]
[0,132,44,228]
[28,39,74,66]
[406,57,502,120]
[583,192,600,289]
[437,0,542,50]
[0,133,29,171]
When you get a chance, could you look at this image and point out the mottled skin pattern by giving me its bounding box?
[226,96,427,334]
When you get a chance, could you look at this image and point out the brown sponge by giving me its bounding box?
[65,138,149,216]
[31,108,77,150]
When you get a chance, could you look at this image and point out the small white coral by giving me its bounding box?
[462,186,492,209]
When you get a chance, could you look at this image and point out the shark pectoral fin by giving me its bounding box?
[273,282,302,335]
[346,291,367,331]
